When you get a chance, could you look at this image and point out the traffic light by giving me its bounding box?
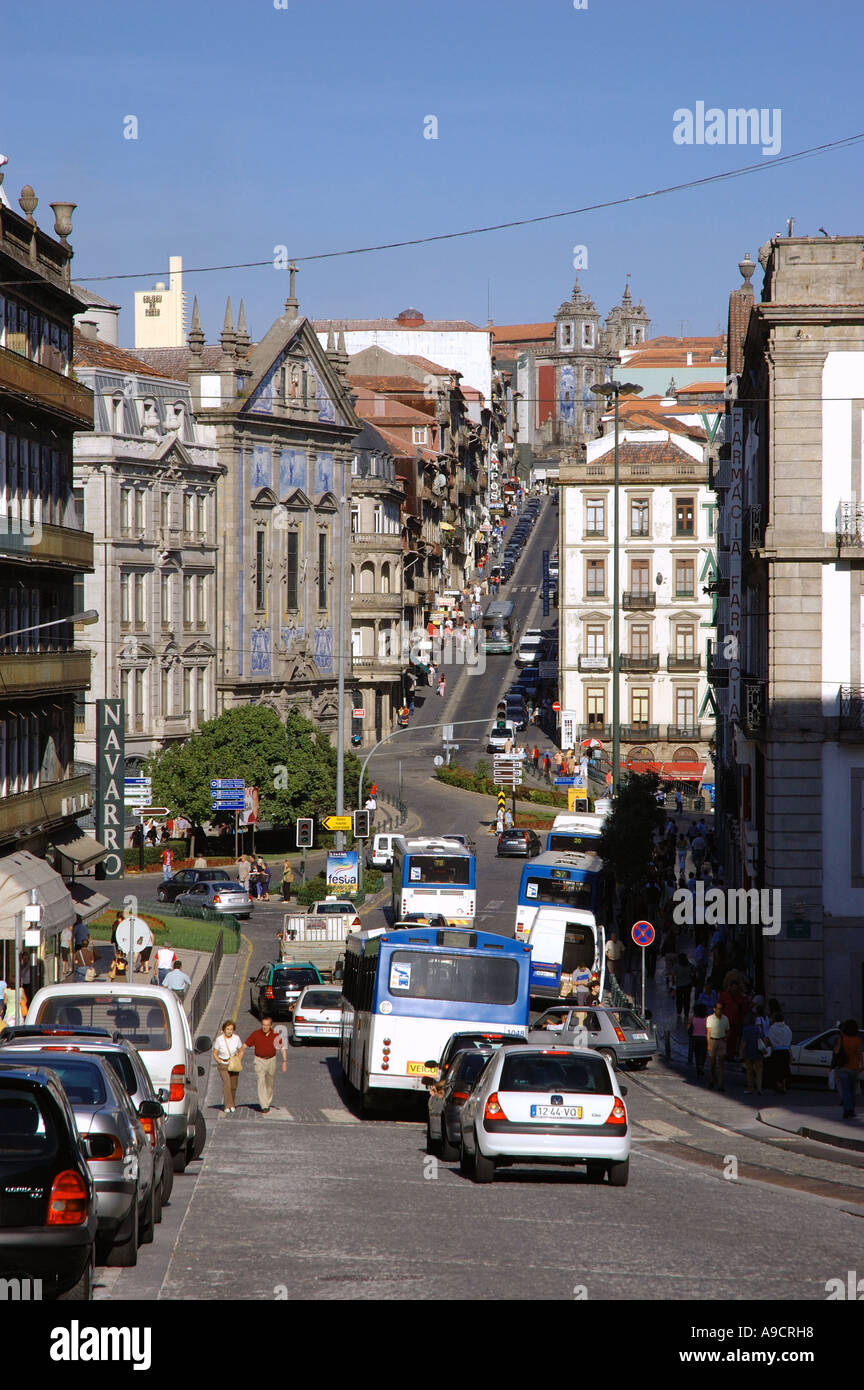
[353,809,371,838]
[296,817,314,849]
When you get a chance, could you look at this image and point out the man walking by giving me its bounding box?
[532,745,540,777]
[605,931,625,981]
[543,752,552,784]
[706,1001,730,1092]
[244,1015,287,1114]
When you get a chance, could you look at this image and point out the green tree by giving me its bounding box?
[146,705,362,825]
[598,772,665,891]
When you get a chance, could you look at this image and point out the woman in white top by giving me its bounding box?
[212,1020,245,1112]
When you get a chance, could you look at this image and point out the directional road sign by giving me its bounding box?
[631,920,655,947]
[210,779,244,789]
[136,807,170,818]
[320,814,353,832]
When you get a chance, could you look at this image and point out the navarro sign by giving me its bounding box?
[95,699,125,880]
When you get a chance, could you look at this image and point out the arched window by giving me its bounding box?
[360,561,375,594]
[673,746,699,761]
[381,562,391,594]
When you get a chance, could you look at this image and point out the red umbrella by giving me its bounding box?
[581,737,604,749]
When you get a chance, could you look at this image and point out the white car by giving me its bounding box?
[458,1045,631,1185]
[790,1026,864,1084]
[488,720,517,753]
[290,985,343,1045]
[307,899,362,934]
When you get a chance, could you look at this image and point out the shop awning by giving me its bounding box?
[50,827,108,870]
[68,880,110,923]
[626,760,705,782]
[0,851,77,941]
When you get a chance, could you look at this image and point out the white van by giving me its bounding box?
[488,719,516,752]
[366,833,398,870]
[27,982,212,1173]
[516,635,544,667]
[525,908,606,1000]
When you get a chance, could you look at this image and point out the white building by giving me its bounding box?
[134,255,187,349]
[314,308,492,405]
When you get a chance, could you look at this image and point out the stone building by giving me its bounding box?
[713,237,864,1032]
[72,327,222,771]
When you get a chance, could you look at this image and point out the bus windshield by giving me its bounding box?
[386,950,518,1005]
[407,855,471,886]
[546,832,602,854]
[524,873,594,910]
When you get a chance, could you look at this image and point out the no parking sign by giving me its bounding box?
[631,920,655,948]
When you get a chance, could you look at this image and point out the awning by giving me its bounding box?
[0,851,77,941]
[439,522,456,532]
[50,827,107,870]
[626,760,705,782]
[68,880,110,923]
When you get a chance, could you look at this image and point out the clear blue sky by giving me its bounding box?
[3,0,862,347]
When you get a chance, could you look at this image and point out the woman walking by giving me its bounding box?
[213,1020,245,1113]
[281,858,294,902]
[740,1011,765,1095]
[833,1019,862,1119]
[689,1001,708,1079]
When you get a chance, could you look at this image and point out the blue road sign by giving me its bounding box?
[553,776,575,786]
[631,920,655,948]
[210,779,245,789]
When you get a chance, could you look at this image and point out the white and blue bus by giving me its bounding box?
[339,925,531,1111]
[545,811,608,856]
[514,852,607,999]
[391,837,476,925]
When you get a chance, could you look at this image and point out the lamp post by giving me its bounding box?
[0,609,99,643]
[589,382,642,793]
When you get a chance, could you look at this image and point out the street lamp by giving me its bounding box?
[0,609,99,642]
[589,381,642,793]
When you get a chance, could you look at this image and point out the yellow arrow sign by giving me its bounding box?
[321,814,353,831]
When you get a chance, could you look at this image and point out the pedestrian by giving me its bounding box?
[155,941,176,986]
[604,931,624,980]
[135,921,154,975]
[213,1020,244,1113]
[740,1011,765,1095]
[675,834,688,877]
[281,859,295,902]
[532,745,540,776]
[256,857,271,901]
[110,911,124,949]
[236,855,251,893]
[244,1015,287,1114]
[706,1002,730,1091]
[437,674,446,698]
[504,806,514,831]
[543,753,552,783]
[689,1001,709,1078]
[60,922,73,977]
[674,953,694,1017]
[428,663,437,689]
[675,789,683,815]
[162,958,192,999]
[832,1020,862,1119]
[766,1010,793,1094]
[691,833,706,875]
[495,808,505,835]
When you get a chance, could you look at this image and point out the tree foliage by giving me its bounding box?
[598,771,665,890]
[146,705,362,826]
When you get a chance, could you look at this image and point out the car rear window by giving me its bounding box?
[272,968,319,987]
[613,1011,646,1031]
[35,996,173,1052]
[453,1051,493,1087]
[0,1085,58,1155]
[6,1055,108,1107]
[499,1052,613,1094]
[101,1053,140,1096]
[300,991,341,1010]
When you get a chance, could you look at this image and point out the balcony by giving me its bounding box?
[352,532,403,550]
[578,725,611,742]
[745,503,764,551]
[351,593,403,612]
[742,677,767,736]
[707,651,729,688]
[667,724,702,741]
[620,725,659,742]
[836,502,864,546]
[620,653,659,672]
[0,522,94,571]
[578,654,610,672]
[0,773,92,840]
[0,345,94,427]
[623,592,655,610]
[667,655,701,672]
[0,648,91,696]
[838,687,864,734]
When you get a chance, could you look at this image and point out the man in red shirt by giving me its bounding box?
[244,1016,287,1113]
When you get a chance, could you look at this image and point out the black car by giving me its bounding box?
[434,1030,529,1082]
[427,1047,497,1161]
[496,828,542,857]
[157,867,240,903]
[0,1064,97,1300]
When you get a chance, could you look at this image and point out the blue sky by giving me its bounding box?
[3,0,863,347]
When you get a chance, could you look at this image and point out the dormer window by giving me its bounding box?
[560,322,574,350]
[110,395,124,433]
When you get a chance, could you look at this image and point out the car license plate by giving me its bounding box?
[632,1032,649,1040]
[407,1061,438,1077]
[530,1105,582,1119]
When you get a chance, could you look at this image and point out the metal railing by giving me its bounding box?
[838,686,864,731]
[836,501,864,546]
[189,929,224,1034]
[622,592,655,609]
[742,677,767,735]
[620,654,659,672]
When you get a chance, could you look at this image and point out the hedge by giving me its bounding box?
[435,763,570,809]
[294,871,384,909]
[87,911,239,955]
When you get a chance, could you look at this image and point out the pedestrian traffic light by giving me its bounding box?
[296,817,314,849]
[353,809,371,838]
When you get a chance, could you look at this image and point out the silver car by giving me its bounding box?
[290,986,343,1045]
[527,1006,658,1069]
[0,1048,157,1267]
[173,879,253,919]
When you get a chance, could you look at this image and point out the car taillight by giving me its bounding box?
[139,1116,157,1147]
[484,1092,508,1121]
[47,1170,88,1226]
[452,1091,469,1102]
[606,1097,627,1125]
[88,1134,124,1161]
[213,894,222,904]
[169,1063,185,1103]
[265,986,274,999]
[613,1026,626,1042]
[294,1015,306,1024]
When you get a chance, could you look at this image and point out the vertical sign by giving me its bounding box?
[728,405,742,726]
[95,699,125,879]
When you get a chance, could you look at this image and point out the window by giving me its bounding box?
[183,575,193,628]
[111,395,124,433]
[286,530,299,610]
[676,688,696,727]
[630,498,649,536]
[160,491,170,530]
[386,950,517,1006]
[374,504,383,534]
[120,573,130,628]
[675,624,695,659]
[630,688,650,726]
[255,531,266,611]
[630,559,649,595]
[585,498,605,536]
[560,322,573,349]
[182,667,191,716]
[134,668,144,726]
[412,426,428,445]
[675,559,695,597]
[381,562,391,594]
[582,322,594,347]
[675,497,695,536]
[583,409,593,431]
[120,487,132,535]
[360,562,375,594]
[161,667,171,717]
[586,558,605,597]
[133,574,145,628]
[318,532,327,610]
[183,492,194,534]
[196,494,207,537]
[195,575,206,628]
[586,624,605,657]
[134,489,144,533]
[160,573,172,627]
[630,624,650,658]
[350,507,359,535]
[586,689,606,727]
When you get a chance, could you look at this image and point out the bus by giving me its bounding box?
[545,810,609,855]
[515,851,605,938]
[339,925,531,1110]
[391,837,476,925]
[482,600,517,655]
[513,851,608,997]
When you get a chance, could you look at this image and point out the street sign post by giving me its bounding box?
[321,814,353,832]
[631,920,655,1014]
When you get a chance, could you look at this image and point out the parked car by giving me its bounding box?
[789,1026,864,1084]
[290,986,343,1045]
[306,899,362,934]
[527,1006,658,1068]
[27,983,211,1175]
[157,867,239,904]
[173,879,252,919]
[0,1063,97,1300]
[517,666,541,700]
[0,1026,173,1214]
[0,1049,157,1265]
[393,911,449,929]
[505,694,529,730]
[497,829,542,858]
[249,962,323,1020]
[427,1047,497,1161]
[459,1045,631,1185]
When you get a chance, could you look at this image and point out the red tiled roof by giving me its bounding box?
[621,334,725,367]
[492,323,555,343]
[401,354,455,375]
[73,330,179,379]
[674,381,726,395]
[611,438,705,466]
[372,423,438,463]
[352,388,434,427]
[349,374,424,394]
[129,345,226,380]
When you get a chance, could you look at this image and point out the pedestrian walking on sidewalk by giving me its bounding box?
[676,834,688,877]
[832,1020,862,1119]
[675,788,683,814]
[740,1012,764,1095]
[766,1011,792,1094]
[542,752,552,783]
[689,1002,708,1078]
[244,1016,287,1113]
[706,1002,730,1091]
[437,674,446,698]
[213,1020,244,1113]
[604,932,625,980]
[532,745,540,776]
